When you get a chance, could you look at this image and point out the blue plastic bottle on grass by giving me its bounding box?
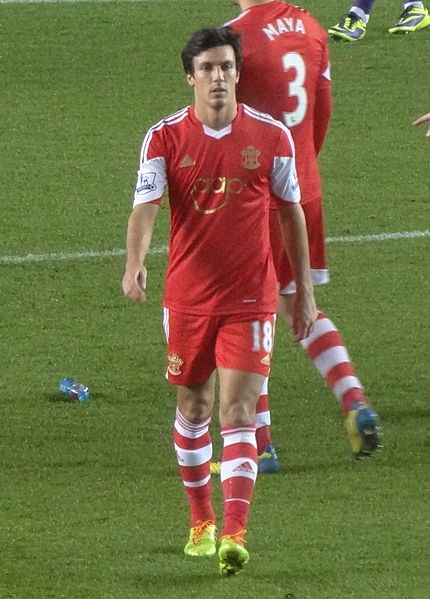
[59,378,89,402]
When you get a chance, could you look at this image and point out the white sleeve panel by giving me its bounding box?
[321,62,331,81]
[133,156,167,207]
[270,156,301,204]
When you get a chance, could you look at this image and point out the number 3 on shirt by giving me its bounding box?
[282,52,308,128]
[251,319,274,353]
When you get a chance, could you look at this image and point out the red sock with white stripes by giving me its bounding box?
[220,425,258,537]
[300,311,367,415]
[255,377,272,454]
[173,409,216,526]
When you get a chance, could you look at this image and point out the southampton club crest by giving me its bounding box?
[167,354,184,376]
[241,145,261,170]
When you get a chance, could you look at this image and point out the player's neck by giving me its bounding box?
[193,102,238,131]
[237,0,274,10]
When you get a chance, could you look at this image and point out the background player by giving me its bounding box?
[122,26,316,575]
[225,0,381,469]
[329,1,430,41]
[412,110,430,136]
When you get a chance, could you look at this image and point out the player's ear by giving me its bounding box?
[236,70,240,84]
[186,73,195,88]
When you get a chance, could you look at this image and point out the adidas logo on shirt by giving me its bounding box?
[180,155,196,168]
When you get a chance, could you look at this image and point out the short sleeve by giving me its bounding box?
[270,127,301,204]
[320,37,331,83]
[133,128,167,207]
[134,157,167,207]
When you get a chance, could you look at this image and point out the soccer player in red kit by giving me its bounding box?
[225,1,381,467]
[122,27,316,575]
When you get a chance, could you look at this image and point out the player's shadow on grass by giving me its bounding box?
[133,570,219,588]
[149,544,181,557]
[133,568,299,595]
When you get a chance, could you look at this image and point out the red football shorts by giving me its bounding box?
[270,197,329,294]
[163,309,276,386]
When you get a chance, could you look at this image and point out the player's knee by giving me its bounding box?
[219,396,256,427]
[180,403,212,423]
[177,394,212,423]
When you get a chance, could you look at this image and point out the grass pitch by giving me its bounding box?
[1,1,429,598]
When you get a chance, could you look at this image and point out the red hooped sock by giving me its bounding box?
[300,311,367,415]
[220,425,257,537]
[173,409,215,526]
[255,377,273,453]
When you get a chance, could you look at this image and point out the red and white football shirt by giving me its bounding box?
[134,103,300,315]
[227,0,332,204]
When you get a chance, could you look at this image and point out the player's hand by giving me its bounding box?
[122,264,147,302]
[291,288,317,342]
[412,112,430,137]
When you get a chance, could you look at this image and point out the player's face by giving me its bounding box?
[187,45,239,110]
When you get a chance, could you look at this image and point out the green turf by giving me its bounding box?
[1,1,429,598]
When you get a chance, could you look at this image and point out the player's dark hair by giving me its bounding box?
[181,26,242,75]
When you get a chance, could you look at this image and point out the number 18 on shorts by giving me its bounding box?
[163,309,276,386]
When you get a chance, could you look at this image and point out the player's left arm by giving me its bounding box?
[270,135,317,341]
[313,41,332,156]
[278,202,316,341]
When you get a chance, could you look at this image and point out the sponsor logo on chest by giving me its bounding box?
[183,145,263,214]
[192,177,247,214]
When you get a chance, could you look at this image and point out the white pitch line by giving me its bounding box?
[326,230,430,243]
[0,245,167,264]
[0,232,428,265]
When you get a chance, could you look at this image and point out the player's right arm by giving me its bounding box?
[122,128,167,303]
[122,202,160,302]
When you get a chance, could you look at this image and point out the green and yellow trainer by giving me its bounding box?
[388,6,430,33]
[218,531,249,576]
[184,521,216,557]
[210,461,221,475]
[328,13,367,41]
[345,402,382,459]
